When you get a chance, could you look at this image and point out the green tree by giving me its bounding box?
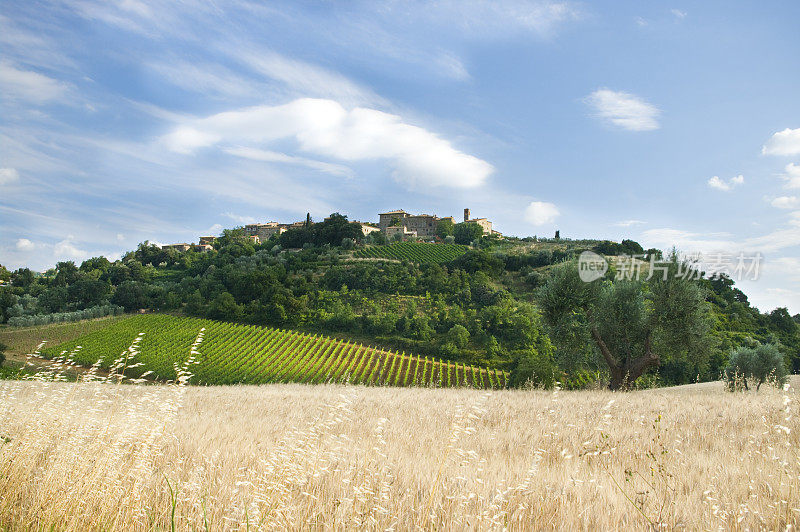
[724,343,787,391]
[447,324,470,348]
[453,222,483,245]
[436,218,455,239]
[538,261,714,390]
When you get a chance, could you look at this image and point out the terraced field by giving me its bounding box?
[41,314,506,388]
[353,242,468,263]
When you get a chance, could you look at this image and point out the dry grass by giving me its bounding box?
[1,372,798,530]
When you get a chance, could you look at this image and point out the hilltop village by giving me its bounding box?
[162,208,500,251]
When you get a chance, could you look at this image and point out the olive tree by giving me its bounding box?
[538,261,714,390]
[724,343,787,391]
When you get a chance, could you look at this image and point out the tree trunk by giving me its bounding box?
[591,328,660,390]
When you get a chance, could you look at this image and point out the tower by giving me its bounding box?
[464,208,470,222]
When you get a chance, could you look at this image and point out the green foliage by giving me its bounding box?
[354,242,468,263]
[592,239,644,256]
[453,222,483,245]
[724,343,787,391]
[447,324,470,348]
[0,341,6,367]
[436,218,454,239]
[42,314,506,388]
[279,213,364,249]
[538,260,714,389]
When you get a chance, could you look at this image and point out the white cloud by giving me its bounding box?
[771,196,798,209]
[15,238,34,251]
[53,237,88,262]
[0,62,68,103]
[613,219,646,227]
[708,174,744,191]
[524,201,559,225]
[224,146,354,178]
[782,163,800,188]
[763,128,800,156]
[163,98,493,189]
[0,167,20,185]
[585,89,660,131]
[670,9,687,19]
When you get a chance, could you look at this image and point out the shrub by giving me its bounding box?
[446,324,470,349]
[724,343,787,391]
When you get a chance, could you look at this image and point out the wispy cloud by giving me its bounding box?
[585,88,660,131]
[708,174,744,191]
[670,9,687,19]
[0,62,69,103]
[224,147,354,178]
[613,219,647,227]
[0,168,20,185]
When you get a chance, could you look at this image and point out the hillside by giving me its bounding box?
[41,314,506,387]
[2,214,799,390]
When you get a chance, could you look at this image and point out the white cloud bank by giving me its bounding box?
[762,128,800,156]
[782,163,800,188]
[708,174,743,191]
[0,167,20,185]
[585,89,660,131]
[771,196,798,209]
[524,201,560,225]
[163,98,494,189]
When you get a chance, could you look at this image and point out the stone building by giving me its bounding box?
[356,222,381,236]
[198,236,216,245]
[162,243,192,252]
[462,208,494,235]
[378,208,497,239]
[244,222,285,242]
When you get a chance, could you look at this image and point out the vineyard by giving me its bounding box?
[40,314,507,388]
[353,242,468,263]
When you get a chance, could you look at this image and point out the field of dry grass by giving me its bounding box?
[1,373,798,530]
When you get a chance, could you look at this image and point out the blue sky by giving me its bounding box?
[2,1,800,311]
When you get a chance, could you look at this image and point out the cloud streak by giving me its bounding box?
[585,88,660,131]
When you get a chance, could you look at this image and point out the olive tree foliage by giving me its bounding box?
[538,261,714,390]
[724,343,787,391]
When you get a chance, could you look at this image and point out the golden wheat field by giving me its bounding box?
[0,374,798,530]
